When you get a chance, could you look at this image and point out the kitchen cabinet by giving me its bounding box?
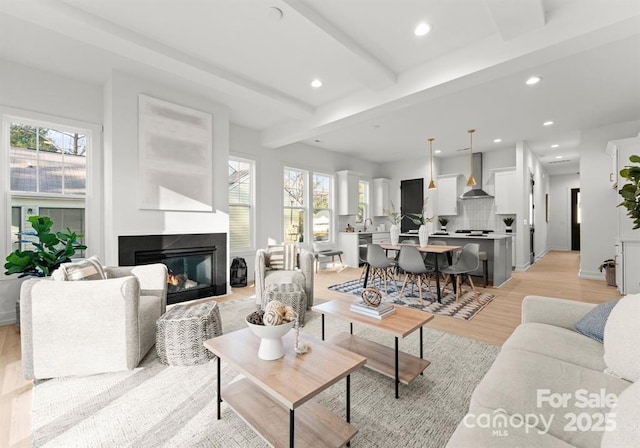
[436,174,464,216]
[338,232,389,268]
[615,239,640,294]
[372,178,390,217]
[494,168,517,215]
[337,170,360,216]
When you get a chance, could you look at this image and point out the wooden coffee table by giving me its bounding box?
[204,328,366,448]
[312,295,434,399]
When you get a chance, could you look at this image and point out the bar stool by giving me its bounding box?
[479,251,489,287]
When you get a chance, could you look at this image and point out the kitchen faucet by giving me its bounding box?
[363,218,373,231]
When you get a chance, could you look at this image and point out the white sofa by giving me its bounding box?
[447,295,635,448]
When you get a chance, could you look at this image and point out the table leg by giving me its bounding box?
[434,255,442,303]
[216,356,221,420]
[321,313,325,341]
[420,326,424,375]
[350,322,353,334]
[395,336,399,399]
[346,374,351,447]
[290,409,295,448]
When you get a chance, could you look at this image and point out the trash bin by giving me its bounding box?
[230,257,248,287]
[599,259,616,287]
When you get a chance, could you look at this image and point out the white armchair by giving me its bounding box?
[20,264,168,380]
[254,247,314,309]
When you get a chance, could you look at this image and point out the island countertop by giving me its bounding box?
[427,233,513,240]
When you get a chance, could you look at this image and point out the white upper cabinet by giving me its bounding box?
[372,178,390,216]
[337,170,360,215]
[494,168,517,215]
[436,174,464,216]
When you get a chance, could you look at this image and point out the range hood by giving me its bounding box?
[461,152,493,199]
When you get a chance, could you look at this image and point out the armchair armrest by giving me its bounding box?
[106,263,168,315]
[521,295,597,330]
[21,276,141,379]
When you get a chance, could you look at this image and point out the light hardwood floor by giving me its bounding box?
[0,250,620,447]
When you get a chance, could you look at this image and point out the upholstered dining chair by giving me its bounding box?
[397,245,433,305]
[20,263,168,380]
[441,243,480,303]
[366,244,397,294]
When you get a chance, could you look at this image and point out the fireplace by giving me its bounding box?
[118,233,227,305]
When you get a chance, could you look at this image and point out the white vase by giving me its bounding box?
[418,224,429,247]
[390,224,400,245]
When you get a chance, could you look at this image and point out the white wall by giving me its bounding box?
[548,174,580,250]
[102,71,230,266]
[579,119,640,279]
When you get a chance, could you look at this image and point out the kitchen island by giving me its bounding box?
[401,232,513,287]
[338,231,390,267]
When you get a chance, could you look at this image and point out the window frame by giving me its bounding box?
[357,180,370,224]
[1,108,102,273]
[283,166,308,244]
[228,156,256,253]
[311,171,334,243]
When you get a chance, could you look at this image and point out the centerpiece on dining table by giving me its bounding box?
[407,198,434,247]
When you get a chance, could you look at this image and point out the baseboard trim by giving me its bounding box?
[579,270,605,281]
[0,310,17,326]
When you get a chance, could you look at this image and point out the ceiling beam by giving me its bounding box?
[483,0,546,41]
[282,0,396,90]
[0,0,314,119]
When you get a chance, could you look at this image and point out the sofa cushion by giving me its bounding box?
[574,298,620,343]
[601,380,640,448]
[604,293,640,382]
[502,323,606,372]
[52,255,107,281]
[447,404,574,448]
[264,269,306,291]
[471,348,631,448]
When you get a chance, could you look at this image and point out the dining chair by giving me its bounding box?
[441,243,480,303]
[366,244,397,293]
[397,245,433,305]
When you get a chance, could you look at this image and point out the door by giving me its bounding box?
[571,188,581,251]
[529,173,535,265]
[400,178,423,233]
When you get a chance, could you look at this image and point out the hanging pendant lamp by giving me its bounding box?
[428,137,437,189]
[466,129,477,187]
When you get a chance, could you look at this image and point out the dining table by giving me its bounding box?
[368,243,462,303]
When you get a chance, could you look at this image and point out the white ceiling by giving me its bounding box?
[1,0,639,175]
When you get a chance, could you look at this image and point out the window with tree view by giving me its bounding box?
[228,157,254,251]
[283,168,306,243]
[8,120,87,254]
[357,180,369,223]
[313,173,332,242]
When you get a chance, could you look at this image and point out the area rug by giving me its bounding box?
[32,296,500,448]
[329,278,496,320]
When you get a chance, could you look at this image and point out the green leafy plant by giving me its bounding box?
[4,215,86,277]
[438,217,449,227]
[407,198,434,226]
[618,155,640,229]
[503,217,515,227]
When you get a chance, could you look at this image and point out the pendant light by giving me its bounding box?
[428,137,437,189]
[466,129,477,187]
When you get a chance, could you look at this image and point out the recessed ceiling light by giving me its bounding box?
[493,138,502,143]
[266,7,284,21]
[314,139,321,143]
[543,121,554,126]
[555,155,563,159]
[414,22,431,36]
[310,79,322,88]
[434,150,441,154]
[551,144,559,148]
[526,76,542,85]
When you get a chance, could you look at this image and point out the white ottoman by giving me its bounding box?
[156,301,223,366]
[264,283,307,325]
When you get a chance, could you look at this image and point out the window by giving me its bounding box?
[228,157,254,251]
[283,168,334,244]
[283,168,306,243]
[8,119,88,256]
[357,180,369,223]
[312,173,332,242]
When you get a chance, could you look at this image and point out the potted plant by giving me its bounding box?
[383,201,402,245]
[618,155,640,229]
[438,217,449,231]
[503,217,515,233]
[4,215,86,277]
[407,198,434,246]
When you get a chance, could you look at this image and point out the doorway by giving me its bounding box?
[571,188,581,251]
[529,173,535,265]
[400,178,423,233]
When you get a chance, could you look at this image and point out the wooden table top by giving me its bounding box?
[312,295,434,338]
[204,328,366,409]
[379,243,461,253]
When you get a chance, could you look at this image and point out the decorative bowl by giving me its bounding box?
[246,317,295,360]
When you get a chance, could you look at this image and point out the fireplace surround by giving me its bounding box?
[118,233,227,305]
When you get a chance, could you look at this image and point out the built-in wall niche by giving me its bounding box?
[138,94,213,212]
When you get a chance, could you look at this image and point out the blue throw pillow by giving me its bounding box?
[575,298,621,343]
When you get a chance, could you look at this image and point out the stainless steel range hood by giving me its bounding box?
[461,152,493,199]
